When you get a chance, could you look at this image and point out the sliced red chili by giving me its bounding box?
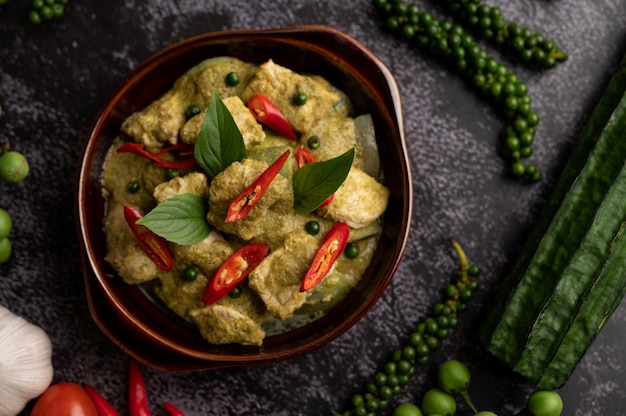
[295,146,316,168]
[123,205,174,272]
[84,385,120,416]
[225,149,290,223]
[128,360,153,416]
[117,142,196,170]
[294,146,334,208]
[163,402,185,416]
[202,242,270,305]
[300,222,350,292]
[248,94,297,140]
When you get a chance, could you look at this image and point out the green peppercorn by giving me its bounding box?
[127,180,141,193]
[307,135,321,150]
[305,220,320,235]
[292,92,308,105]
[229,285,242,298]
[182,265,198,281]
[166,169,180,180]
[185,104,202,119]
[225,71,240,86]
[344,242,359,258]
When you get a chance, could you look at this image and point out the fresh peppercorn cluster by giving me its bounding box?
[372,0,567,182]
[28,0,68,24]
[335,240,479,415]
[437,0,568,68]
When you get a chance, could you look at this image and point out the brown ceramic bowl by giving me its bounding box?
[76,25,412,371]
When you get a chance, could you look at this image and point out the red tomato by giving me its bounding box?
[31,382,98,416]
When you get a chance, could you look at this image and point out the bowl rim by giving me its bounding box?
[76,24,413,371]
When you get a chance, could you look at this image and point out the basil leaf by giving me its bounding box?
[136,193,210,245]
[293,148,355,215]
[194,92,247,179]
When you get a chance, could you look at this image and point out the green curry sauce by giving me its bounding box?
[101,57,389,346]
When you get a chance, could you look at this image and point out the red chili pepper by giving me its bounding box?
[202,242,270,305]
[300,222,350,292]
[295,146,316,168]
[225,149,290,223]
[84,384,121,416]
[129,360,153,416]
[163,402,185,416]
[294,146,334,208]
[117,142,196,169]
[123,205,174,272]
[247,94,297,140]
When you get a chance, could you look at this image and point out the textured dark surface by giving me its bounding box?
[1,1,626,415]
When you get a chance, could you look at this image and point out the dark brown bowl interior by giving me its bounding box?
[76,25,413,371]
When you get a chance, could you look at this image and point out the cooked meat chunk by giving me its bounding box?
[241,59,342,134]
[179,96,265,148]
[248,230,319,320]
[153,172,209,203]
[121,57,256,152]
[103,202,160,284]
[207,158,292,241]
[318,167,390,229]
[188,287,267,346]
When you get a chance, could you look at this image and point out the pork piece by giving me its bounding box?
[121,57,257,153]
[248,230,319,320]
[188,286,268,346]
[179,96,265,148]
[153,172,210,203]
[170,230,234,279]
[103,202,160,284]
[207,158,293,241]
[240,59,343,134]
[318,167,389,229]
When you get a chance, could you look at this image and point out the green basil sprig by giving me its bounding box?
[293,148,354,214]
[194,92,247,179]
[136,193,210,245]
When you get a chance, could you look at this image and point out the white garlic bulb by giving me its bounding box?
[0,305,53,416]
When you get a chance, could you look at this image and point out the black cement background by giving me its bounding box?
[1,1,625,415]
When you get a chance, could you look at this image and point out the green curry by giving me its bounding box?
[101,57,389,346]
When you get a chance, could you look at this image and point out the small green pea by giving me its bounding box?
[293,92,308,105]
[225,71,240,86]
[182,265,198,281]
[127,180,141,193]
[32,0,44,8]
[307,135,321,150]
[185,104,202,119]
[344,242,359,258]
[0,209,12,240]
[305,220,320,235]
